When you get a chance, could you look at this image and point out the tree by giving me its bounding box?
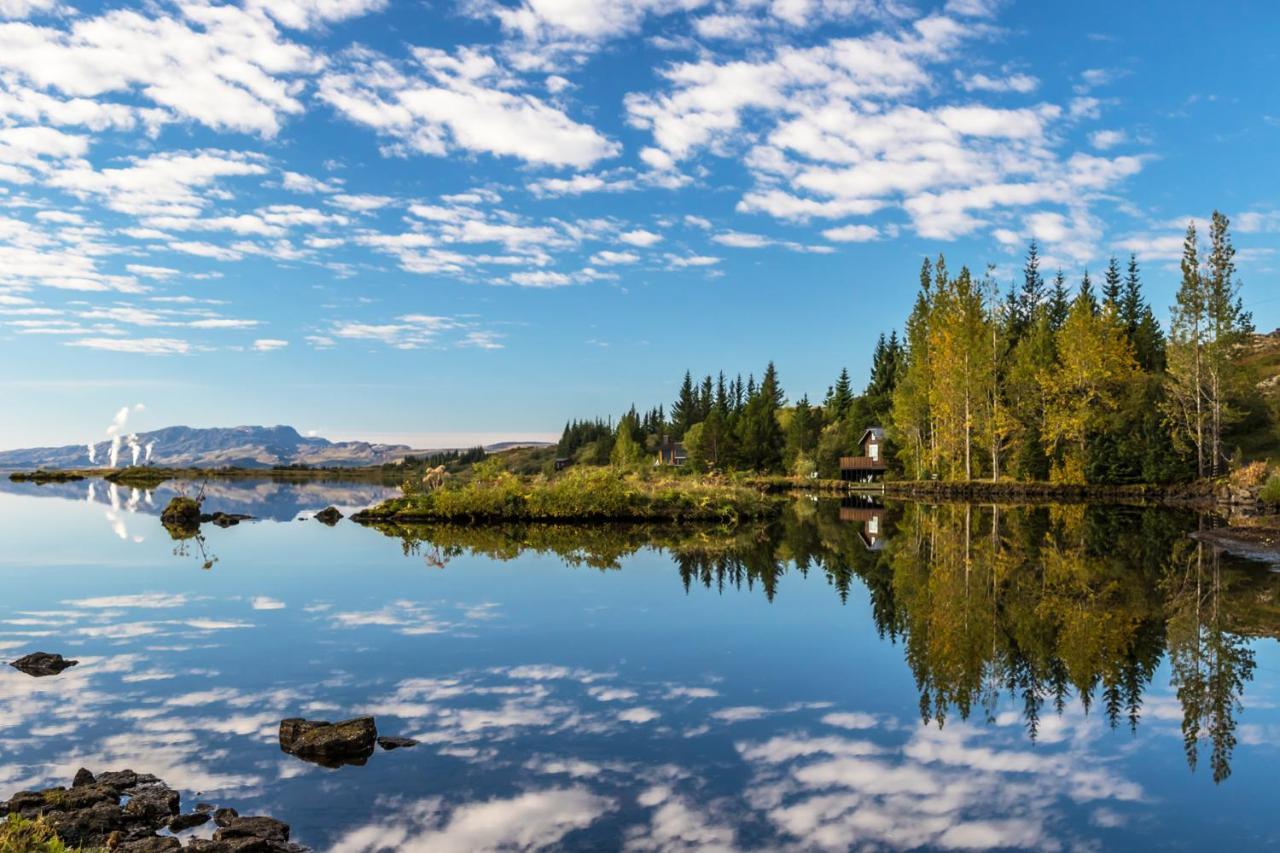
[1103,256,1123,310]
[1042,291,1138,482]
[891,261,935,478]
[1203,211,1254,475]
[1165,223,1209,477]
[671,371,697,439]
[828,367,854,421]
[785,395,821,467]
[737,363,785,472]
[1047,270,1071,332]
[610,414,645,466]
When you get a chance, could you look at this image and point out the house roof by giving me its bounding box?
[860,427,885,444]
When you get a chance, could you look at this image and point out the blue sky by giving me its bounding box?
[0,0,1278,450]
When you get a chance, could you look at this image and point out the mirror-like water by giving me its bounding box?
[1,478,1278,851]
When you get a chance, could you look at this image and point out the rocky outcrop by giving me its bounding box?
[9,652,78,677]
[376,736,419,750]
[312,506,343,525]
[279,717,376,766]
[161,496,203,530]
[0,769,304,851]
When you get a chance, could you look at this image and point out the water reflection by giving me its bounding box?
[2,485,1279,850]
[370,499,1280,785]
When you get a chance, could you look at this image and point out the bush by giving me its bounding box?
[0,815,79,853]
[1261,472,1280,506]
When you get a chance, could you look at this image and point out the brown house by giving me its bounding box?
[839,427,887,483]
[656,436,687,466]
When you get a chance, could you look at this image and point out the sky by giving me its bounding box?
[1,0,1278,450]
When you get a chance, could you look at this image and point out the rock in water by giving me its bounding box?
[279,716,376,765]
[376,736,419,750]
[168,812,212,832]
[72,768,96,787]
[313,506,343,525]
[212,806,239,826]
[213,815,291,843]
[9,652,79,677]
[159,496,202,527]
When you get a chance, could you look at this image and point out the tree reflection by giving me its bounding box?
[367,498,1277,784]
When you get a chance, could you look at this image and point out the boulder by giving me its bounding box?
[9,652,79,677]
[169,812,212,832]
[213,815,291,843]
[313,506,343,525]
[119,837,182,852]
[279,716,376,765]
[72,768,96,788]
[160,496,202,528]
[376,736,419,751]
[122,784,180,825]
[213,806,240,827]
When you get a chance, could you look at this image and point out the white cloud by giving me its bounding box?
[68,336,190,354]
[0,0,58,19]
[618,228,662,247]
[319,46,619,168]
[589,250,639,265]
[822,224,880,242]
[246,0,386,30]
[0,4,320,136]
[252,338,288,352]
[959,71,1038,93]
[250,595,286,609]
[1089,129,1127,150]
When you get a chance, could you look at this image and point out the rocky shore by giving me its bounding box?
[0,769,302,851]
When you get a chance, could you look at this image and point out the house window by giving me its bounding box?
[868,441,879,461]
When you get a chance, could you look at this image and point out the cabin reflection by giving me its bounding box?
[839,495,888,551]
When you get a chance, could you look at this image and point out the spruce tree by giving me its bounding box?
[1103,256,1123,309]
[1047,269,1071,331]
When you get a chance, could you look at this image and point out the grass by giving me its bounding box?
[8,470,85,483]
[0,814,90,853]
[353,466,779,524]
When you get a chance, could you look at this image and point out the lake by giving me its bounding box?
[1,478,1278,851]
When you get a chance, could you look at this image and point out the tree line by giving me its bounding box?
[558,210,1263,483]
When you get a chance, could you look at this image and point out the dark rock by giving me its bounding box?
[123,784,180,825]
[279,716,376,766]
[46,800,126,846]
[195,802,216,814]
[213,807,240,827]
[169,812,212,832]
[96,770,161,792]
[312,506,343,525]
[9,651,79,677]
[119,837,182,852]
[73,768,96,788]
[376,736,418,751]
[214,815,290,843]
[200,512,254,528]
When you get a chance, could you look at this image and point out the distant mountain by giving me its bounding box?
[0,425,416,470]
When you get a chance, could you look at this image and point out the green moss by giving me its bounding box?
[8,471,85,484]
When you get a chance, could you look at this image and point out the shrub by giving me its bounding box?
[0,815,79,853]
[1261,472,1280,506]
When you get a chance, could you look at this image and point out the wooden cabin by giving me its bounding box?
[839,427,887,482]
[554,457,571,471]
[656,436,687,466]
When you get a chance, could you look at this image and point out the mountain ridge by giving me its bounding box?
[0,424,542,470]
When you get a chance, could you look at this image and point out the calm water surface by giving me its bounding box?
[1,478,1278,851]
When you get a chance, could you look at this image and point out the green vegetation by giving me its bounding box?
[355,465,777,524]
[0,815,87,853]
[1261,472,1280,506]
[7,470,85,483]
[548,212,1272,490]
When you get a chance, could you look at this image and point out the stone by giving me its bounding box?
[213,807,240,827]
[123,784,180,825]
[169,812,212,832]
[73,768,96,788]
[279,716,376,765]
[195,803,216,814]
[213,816,291,843]
[119,837,182,852]
[313,506,343,525]
[9,651,79,677]
[376,736,419,751]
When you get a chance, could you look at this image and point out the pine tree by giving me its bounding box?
[1203,211,1254,474]
[829,367,854,421]
[1103,256,1123,310]
[671,371,697,438]
[1047,270,1071,332]
[1165,223,1208,477]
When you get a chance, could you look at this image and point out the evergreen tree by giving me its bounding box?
[671,371,697,438]
[737,363,785,472]
[1047,270,1071,332]
[1165,223,1209,477]
[1203,210,1254,474]
[829,367,855,421]
[1103,256,1123,309]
